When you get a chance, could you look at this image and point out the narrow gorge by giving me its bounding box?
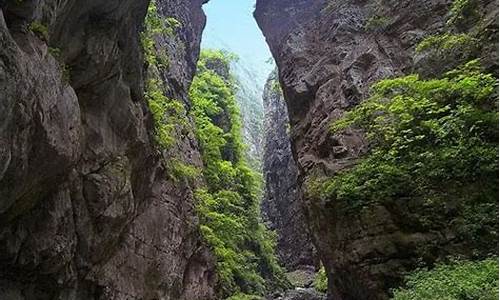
[0,0,498,299]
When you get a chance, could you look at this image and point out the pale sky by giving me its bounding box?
[201,0,274,86]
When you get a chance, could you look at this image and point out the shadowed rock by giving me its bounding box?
[0,0,215,298]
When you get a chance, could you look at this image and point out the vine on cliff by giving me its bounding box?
[190,50,289,299]
[142,0,199,182]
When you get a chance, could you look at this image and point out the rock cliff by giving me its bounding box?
[261,69,316,272]
[255,0,498,299]
[0,0,214,299]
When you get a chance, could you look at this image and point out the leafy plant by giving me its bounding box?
[447,0,477,27]
[391,258,499,300]
[308,60,498,242]
[191,50,289,298]
[141,0,201,184]
[415,33,477,54]
[314,266,328,293]
[365,15,391,31]
[29,21,49,41]
[145,78,188,149]
[168,159,200,183]
[226,293,263,300]
[271,80,282,93]
[141,0,181,67]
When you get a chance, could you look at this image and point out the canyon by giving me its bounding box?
[0,0,498,299]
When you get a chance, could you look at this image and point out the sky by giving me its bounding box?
[201,0,274,86]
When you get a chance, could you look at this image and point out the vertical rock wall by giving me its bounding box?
[261,69,316,272]
[255,0,498,298]
[0,0,215,299]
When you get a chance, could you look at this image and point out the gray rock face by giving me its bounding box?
[261,69,316,271]
[0,0,214,299]
[255,0,498,299]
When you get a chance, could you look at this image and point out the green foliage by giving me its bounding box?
[271,80,282,93]
[313,266,328,293]
[47,47,70,83]
[391,258,499,300]
[415,33,477,54]
[226,293,263,300]
[144,44,192,181]
[47,47,60,58]
[141,0,181,67]
[310,60,498,229]
[29,21,48,41]
[191,49,289,298]
[168,159,200,183]
[142,1,190,155]
[365,15,391,31]
[146,78,188,149]
[447,0,477,27]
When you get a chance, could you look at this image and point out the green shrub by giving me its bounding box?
[145,78,187,149]
[141,0,181,67]
[271,80,282,93]
[314,266,328,293]
[191,50,289,298]
[391,258,499,300]
[226,293,263,300]
[29,21,48,41]
[365,15,391,31]
[415,33,477,54]
[168,159,200,183]
[447,0,477,27]
[309,60,498,229]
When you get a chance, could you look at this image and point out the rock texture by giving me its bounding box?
[255,0,498,299]
[261,69,316,271]
[0,0,214,299]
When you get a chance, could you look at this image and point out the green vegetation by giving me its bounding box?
[313,266,328,293]
[141,0,181,68]
[47,47,60,58]
[141,11,284,296]
[142,0,187,142]
[415,33,477,54]
[146,78,187,149]
[415,0,479,62]
[305,58,498,298]
[308,60,498,231]
[226,293,263,300]
[447,0,477,27]
[47,47,70,83]
[142,0,199,182]
[29,21,49,41]
[190,50,288,298]
[392,258,498,300]
[168,158,200,183]
[364,15,391,31]
[271,79,282,93]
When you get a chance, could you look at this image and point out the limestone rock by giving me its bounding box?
[0,0,215,299]
[261,69,316,271]
[255,0,498,299]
